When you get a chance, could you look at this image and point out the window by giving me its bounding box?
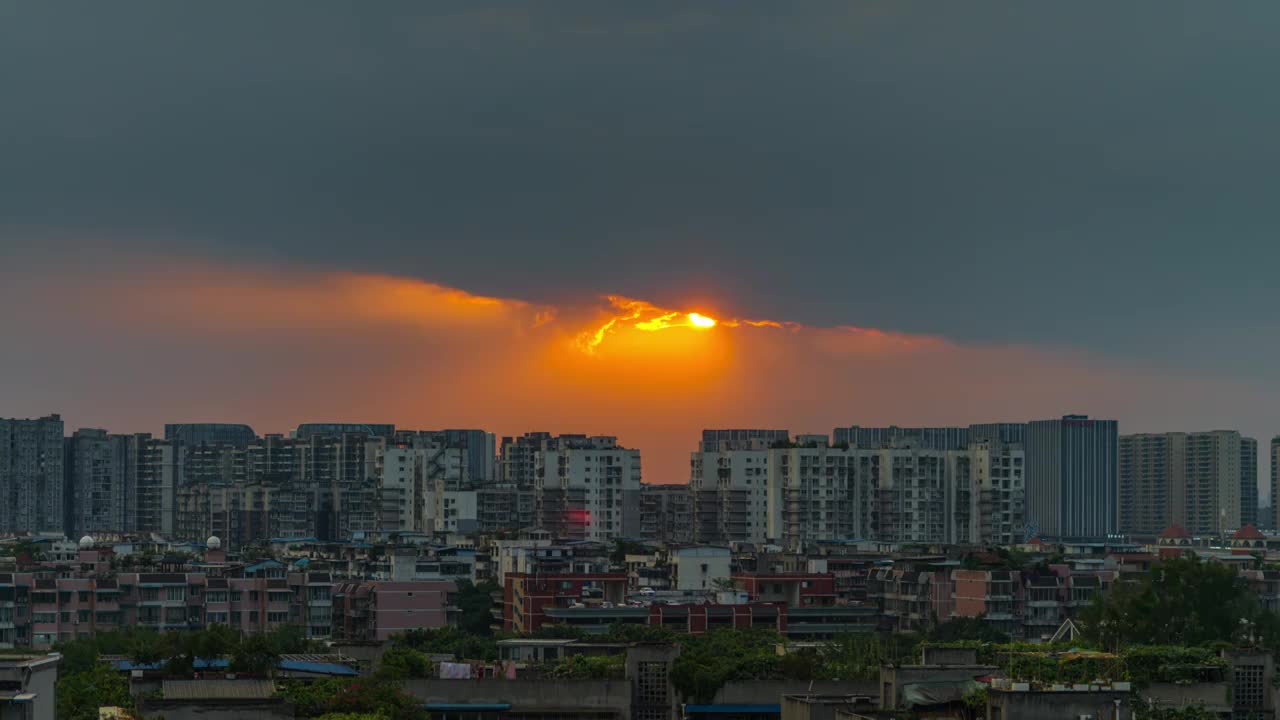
[166,586,185,602]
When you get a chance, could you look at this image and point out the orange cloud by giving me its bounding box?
[3,256,1277,487]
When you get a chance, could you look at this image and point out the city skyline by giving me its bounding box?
[8,391,1278,497]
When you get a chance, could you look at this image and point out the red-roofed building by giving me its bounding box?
[732,573,836,607]
[1232,524,1266,555]
[1157,525,1193,559]
[502,573,628,633]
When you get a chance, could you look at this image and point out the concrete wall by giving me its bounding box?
[781,696,877,720]
[716,680,878,705]
[920,646,980,666]
[987,690,1131,720]
[880,665,997,710]
[403,678,632,719]
[1143,682,1232,713]
[138,700,294,720]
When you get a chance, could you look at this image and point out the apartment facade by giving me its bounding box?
[0,415,65,534]
[1026,415,1118,540]
[1120,430,1256,536]
[534,435,641,542]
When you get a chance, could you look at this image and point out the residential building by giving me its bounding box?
[834,425,969,450]
[502,572,629,633]
[967,441,1026,546]
[64,429,129,536]
[534,435,641,542]
[733,571,836,607]
[692,430,1025,548]
[132,435,182,536]
[1243,436,1259,528]
[0,654,59,720]
[833,423,1027,450]
[164,423,257,447]
[499,432,552,488]
[669,546,731,592]
[1026,415,1118,540]
[1274,437,1280,533]
[0,415,65,534]
[331,580,456,641]
[639,484,693,543]
[866,566,953,632]
[1120,431,1256,536]
[774,437,868,547]
[476,485,536,533]
[951,569,1020,637]
[689,430,778,544]
[293,423,395,441]
[699,429,788,452]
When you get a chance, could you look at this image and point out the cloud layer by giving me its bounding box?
[3,255,1276,489]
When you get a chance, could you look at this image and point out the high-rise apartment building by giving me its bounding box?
[1026,415,1118,540]
[164,423,257,447]
[833,426,970,450]
[0,415,66,533]
[534,435,641,542]
[1242,436,1259,528]
[832,423,1027,450]
[963,441,1026,546]
[1119,430,1256,536]
[500,432,552,487]
[132,434,182,536]
[1273,438,1280,533]
[699,429,789,452]
[65,429,131,536]
[690,431,777,544]
[639,484,693,543]
[691,429,1025,547]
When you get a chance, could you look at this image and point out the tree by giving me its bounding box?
[231,632,281,674]
[928,615,1010,644]
[453,580,498,636]
[1081,555,1270,648]
[57,662,133,720]
[609,539,648,564]
[325,680,428,720]
[52,638,101,677]
[374,647,434,682]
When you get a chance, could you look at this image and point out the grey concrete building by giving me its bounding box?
[0,415,65,533]
[1120,430,1256,536]
[164,423,257,447]
[1026,415,1118,540]
[65,428,131,536]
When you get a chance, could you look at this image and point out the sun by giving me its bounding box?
[688,312,716,328]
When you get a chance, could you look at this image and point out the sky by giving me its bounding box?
[3,3,1280,490]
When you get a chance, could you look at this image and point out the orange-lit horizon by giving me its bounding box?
[5,256,1271,487]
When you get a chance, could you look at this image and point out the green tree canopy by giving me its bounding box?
[1081,556,1274,648]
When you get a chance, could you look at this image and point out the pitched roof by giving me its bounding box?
[1158,524,1190,539]
[1233,524,1265,540]
[162,679,274,700]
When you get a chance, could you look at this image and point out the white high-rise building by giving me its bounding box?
[690,429,1026,548]
[690,435,775,544]
[534,435,641,542]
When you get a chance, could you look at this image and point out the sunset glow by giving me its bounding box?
[688,312,717,328]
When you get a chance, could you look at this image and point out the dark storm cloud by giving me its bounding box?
[3,1,1280,362]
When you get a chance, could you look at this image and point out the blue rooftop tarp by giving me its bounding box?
[111,658,230,671]
[684,705,781,714]
[110,657,357,676]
